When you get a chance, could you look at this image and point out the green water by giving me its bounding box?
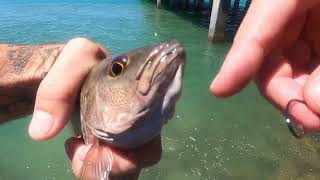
[1,1,320,180]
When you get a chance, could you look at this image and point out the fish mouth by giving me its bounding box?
[136,39,186,95]
[152,40,185,82]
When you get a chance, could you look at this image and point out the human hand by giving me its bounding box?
[65,135,162,179]
[210,1,320,133]
[27,38,162,178]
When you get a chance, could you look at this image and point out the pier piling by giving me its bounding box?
[183,0,189,9]
[196,0,204,10]
[208,0,225,42]
[157,0,162,8]
[233,0,240,10]
[222,0,231,12]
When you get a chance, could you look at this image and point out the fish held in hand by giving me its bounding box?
[76,40,186,180]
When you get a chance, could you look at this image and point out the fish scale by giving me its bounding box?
[104,88,129,107]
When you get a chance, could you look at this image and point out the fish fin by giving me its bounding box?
[79,143,113,180]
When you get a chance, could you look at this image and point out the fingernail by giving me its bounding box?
[29,110,54,138]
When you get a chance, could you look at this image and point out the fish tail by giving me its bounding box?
[79,143,113,180]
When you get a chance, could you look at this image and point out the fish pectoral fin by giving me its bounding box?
[79,143,113,180]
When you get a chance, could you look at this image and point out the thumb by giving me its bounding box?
[210,0,316,97]
[28,38,110,141]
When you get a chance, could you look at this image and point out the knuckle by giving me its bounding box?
[68,37,93,47]
[67,37,101,55]
[303,82,320,111]
[304,82,315,98]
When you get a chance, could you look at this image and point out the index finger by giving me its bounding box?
[210,0,317,97]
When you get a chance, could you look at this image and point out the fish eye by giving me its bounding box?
[109,56,128,77]
[110,62,124,76]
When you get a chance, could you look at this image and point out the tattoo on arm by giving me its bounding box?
[40,47,59,60]
[7,47,34,74]
[0,44,64,122]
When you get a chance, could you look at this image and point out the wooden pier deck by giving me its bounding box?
[150,0,251,42]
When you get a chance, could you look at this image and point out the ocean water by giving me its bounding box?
[1,0,320,180]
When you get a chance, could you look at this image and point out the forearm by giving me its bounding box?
[0,44,64,122]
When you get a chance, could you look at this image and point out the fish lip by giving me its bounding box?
[152,40,186,84]
[136,39,185,77]
[135,39,186,96]
[156,39,186,63]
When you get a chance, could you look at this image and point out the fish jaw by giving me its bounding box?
[161,62,184,122]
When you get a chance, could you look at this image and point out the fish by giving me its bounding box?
[76,40,186,180]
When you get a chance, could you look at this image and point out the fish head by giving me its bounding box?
[80,40,185,148]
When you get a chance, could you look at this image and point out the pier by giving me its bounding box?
[150,0,251,42]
